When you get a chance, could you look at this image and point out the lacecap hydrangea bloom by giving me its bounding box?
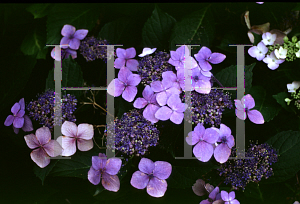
[105,109,159,156]
[26,90,77,131]
[130,158,172,198]
[4,98,33,134]
[60,24,88,50]
[218,143,278,190]
[88,153,122,192]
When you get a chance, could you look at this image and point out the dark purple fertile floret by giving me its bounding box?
[105,109,160,156]
[79,36,116,63]
[137,51,175,86]
[181,89,233,127]
[26,89,77,132]
[217,143,278,190]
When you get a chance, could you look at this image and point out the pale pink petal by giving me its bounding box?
[61,121,78,138]
[236,109,246,120]
[126,59,139,71]
[143,104,160,123]
[107,79,125,97]
[221,191,229,201]
[193,141,214,162]
[88,166,101,185]
[153,161,172,180]
[30,148,50,168]
[228,191,236,201]
[203,128,219,144]
[194,123,205,140]
[125,47,136,59]
[57,136,77,156]
[43,140,63,157]
[247,109,264,124]
[22,115,33,132]
[170,111,184,124]
[146,177,167,198]
[208,52,226,64]
[234,99,244,110]
[92,154,107,170]
[35,127,51,145]
[77,123,93,140]
[214,143,231,164]
[73,29,88,40]
[4,115,14,126]
[61,24,76,37]
[13,117,24,128]
[142,85,154,101]
[114,58,126,69]
[134,97,148,109]
[186,131,199,146]
[118,67,132,83]
[122,86,137,102]
[105,158,122,175]
[116,48,126,59]
[243,94,255,109]
[77,139,93,151]
[130,170,150,189]
[167,94,182,110]
[138,158,155,174]
[150,81,164,92]
[69,38,81,50]
[226,135,235,149]
[219,124,231,137]
[156,92,168,106]
[162,71,177,82]
[155,106,172,121]
[24,133,40,149]
[127,73,141,86]
[102,173,120,192]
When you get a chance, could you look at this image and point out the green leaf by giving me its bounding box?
[214,63,255,94]
[45,56,84,99]
[20,28,47,59]
[26,3,54,19]
[142,5,176,50]
[292,3,300,11]
[98,17,135,45]
[33,160,58,185]
[249,86,281,122]
[167,163,218,189]
[46,4,99,45]
[265,130,300,183]
[273,92,297,113]
[0,54,36,113]
[169,6,215,51]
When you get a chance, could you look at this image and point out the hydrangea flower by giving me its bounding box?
[213,124,235,164]
[155,94,187,124]
[294,201,300,204]
[221,191,240,204]
[4,98,33,134]
[57,121,94,156]
[192,179,214,197]
[105,109,159,156]
[234,94,264,124]
[263,51,285,70]
[287,81,300,92]
[51,47,77,60]
[186,123,219,162]
[88,153,122,192]
[24,127,62,168]
[191,67,212,94]
[130,158,172,198]
[274,46,287,59]
[114,47,139,71]
[262,32,277,46]
[60,24,88,50]
[150,79,181,106]
[138,47,157,57]
[161,71,182,91]
[200,187,223,204]
[107,67,141,102]
[133,85,160,123]
[168,45,198,70]
[194,46,226,72]
[248,42,268,61]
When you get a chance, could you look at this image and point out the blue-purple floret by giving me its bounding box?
[105,109,159,156]
[79,36,116,63]
[137,51,175,86]
[217,143,278,190]
[181,89,233,127]
[26,89,77,131]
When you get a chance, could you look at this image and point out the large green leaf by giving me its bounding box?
[214,63,255,94]
[45,56,84,99]
[142,5,176,50]
[20,28,47,59]
[264,130,300,183]
[169,6,215,51]
[249,86,281,122]
[33,160,58,185]
[167,163,218,189]
[26,3,54,19]
[46,4,100,45]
